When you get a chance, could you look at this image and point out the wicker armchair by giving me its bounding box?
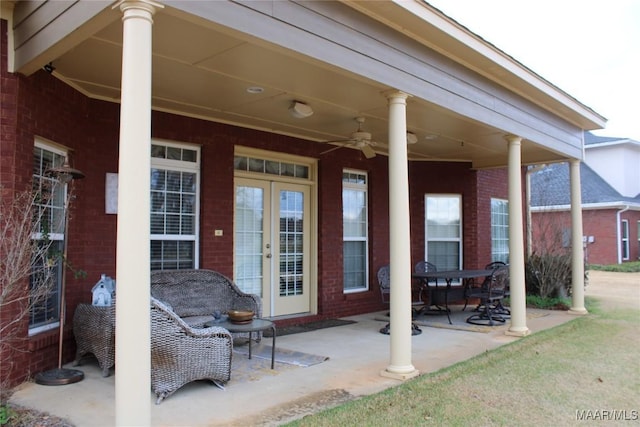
[73,303,116,377]
[150,297,233,404]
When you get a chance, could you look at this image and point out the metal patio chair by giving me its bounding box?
[466,265,509,326]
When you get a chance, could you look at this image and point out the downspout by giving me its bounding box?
[525,164,547,257]
[616,205,630,264]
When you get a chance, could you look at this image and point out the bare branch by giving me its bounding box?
[1,189,59,395]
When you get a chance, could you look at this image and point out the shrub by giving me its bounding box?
[525,253,574,299]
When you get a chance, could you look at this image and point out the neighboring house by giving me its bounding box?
[584,132,640,198]
[0,1,603,415]
[530,134,640,265]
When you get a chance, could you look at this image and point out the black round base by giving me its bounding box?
[379,323,422,335]
[35,368,84,386]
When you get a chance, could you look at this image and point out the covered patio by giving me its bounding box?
[2,1,605,424]
[10,307,577,426]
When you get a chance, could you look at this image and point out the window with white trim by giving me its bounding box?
[30,141,66,332]
[150,142,200,270]
[621,219,629,261]
[343,170,368,292]
[425,195,462,271]
[491,198,509,263]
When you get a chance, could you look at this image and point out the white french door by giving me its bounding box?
[234,178,310,317]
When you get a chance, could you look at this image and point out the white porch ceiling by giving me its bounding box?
[34,2,593,168]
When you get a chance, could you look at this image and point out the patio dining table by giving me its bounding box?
[412,269,495,324]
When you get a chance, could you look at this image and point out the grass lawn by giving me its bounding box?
[589,261,640,273]
[287,302,640,426]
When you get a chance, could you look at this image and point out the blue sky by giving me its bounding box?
[427,0,640,141]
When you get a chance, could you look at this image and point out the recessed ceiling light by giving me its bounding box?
[424,133,439,140]
[246,86,264,94]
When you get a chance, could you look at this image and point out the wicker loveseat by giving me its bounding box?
[150,269,262,340]
[150,297,232,404]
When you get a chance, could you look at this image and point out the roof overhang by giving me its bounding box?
[7,0,607,168]
[531,202,640,212]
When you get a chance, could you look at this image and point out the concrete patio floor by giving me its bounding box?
[10,270,637,426]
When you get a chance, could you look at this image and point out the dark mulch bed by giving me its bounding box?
[264,319,356,337]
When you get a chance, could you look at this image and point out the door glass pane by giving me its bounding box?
[234,186,264,296]
[279,190,304,296]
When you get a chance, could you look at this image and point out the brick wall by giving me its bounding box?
[1,18,520,386]
[531,208,640,265]
[408,164,512,269]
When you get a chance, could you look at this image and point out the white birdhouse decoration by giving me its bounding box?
[92,274,116,306]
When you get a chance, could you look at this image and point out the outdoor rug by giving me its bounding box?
[263,318,356,337]
[234,343,329,367]
[374,306,549,333]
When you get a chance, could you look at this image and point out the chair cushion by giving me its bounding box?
[182,315,214,328]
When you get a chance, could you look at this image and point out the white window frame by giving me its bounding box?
[342,169,368,293]
[150,140,201,270]
[621,219,629,261]
[490,198,509,263]
[424,194,463,272]
[30,139,67,334]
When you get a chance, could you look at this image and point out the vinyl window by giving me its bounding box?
[491,198,509,263]
[343,170,368,292]
[621,219,629,261]
[425,195,462,271]
[30,141,66,332]
[150,141,200,270]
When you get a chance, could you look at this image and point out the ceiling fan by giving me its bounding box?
[320,117,377,158]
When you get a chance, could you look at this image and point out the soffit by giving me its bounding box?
[16,0,602,168]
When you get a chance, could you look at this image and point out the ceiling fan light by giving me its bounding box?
[352,131,371,142]
[289,101,314,119]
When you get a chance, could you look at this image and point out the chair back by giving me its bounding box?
[414,261,437,273]
[485,261,506,271]
[414,261,438,286]
[377,265,391,303]
[488,265,509,294]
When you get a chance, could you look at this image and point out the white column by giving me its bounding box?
[504,135,530,337]
[114,1,162,425]
[380,91,419,380]
[568,159,588,315]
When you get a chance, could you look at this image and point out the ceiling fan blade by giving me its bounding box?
[361,144,376,158]
[320,144,346,155]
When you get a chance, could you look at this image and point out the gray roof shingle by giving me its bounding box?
[530,162,639,207]
[583,131,627,145]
